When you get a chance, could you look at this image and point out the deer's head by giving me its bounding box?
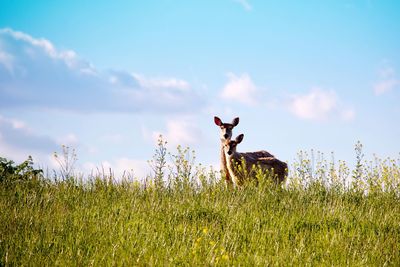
[223,134,244,157]
[214,116,239,141]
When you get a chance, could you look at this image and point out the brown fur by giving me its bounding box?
[256,157,288,183]
[246,150,275,159]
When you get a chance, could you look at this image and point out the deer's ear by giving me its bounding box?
[232,117,239,127]
[236,134,244,144]
[214,116,222,126]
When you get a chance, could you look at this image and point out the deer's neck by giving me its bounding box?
[220,142,231,182]
[225,151,244,186]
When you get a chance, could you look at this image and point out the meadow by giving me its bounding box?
[1,141,399,266]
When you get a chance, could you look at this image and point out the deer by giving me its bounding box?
[214,116,275,186]
[223,134,287,187]
[214,116,240,186]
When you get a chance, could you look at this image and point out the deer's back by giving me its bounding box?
[257,157,288,183]
[245,150,274,159]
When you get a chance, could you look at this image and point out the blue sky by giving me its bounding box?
[0,0,399,178]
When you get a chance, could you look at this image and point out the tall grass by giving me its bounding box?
[1,141,399,266]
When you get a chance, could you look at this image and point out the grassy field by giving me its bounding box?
[1,143,400,266]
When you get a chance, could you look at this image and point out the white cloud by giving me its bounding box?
[0,115,59,163]
[0,28,80,69]
[220,72,258,106]
[0,115,59,151]
[341,108,356,121]
[57,133,79,147]
[83,158,150,180]
[0,50,14,73]
[288,89,337,121]
[288,88,355,122]
[9,118,26,129]
[133,73,190,91]
[3,29,81,74]
[374,79,399,95]
[0,28,203,113]
[151,117,203,148]
[233,0,252,11]
[374,66,400,95]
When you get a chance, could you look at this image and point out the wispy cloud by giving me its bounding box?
[0,28,80,67]
[0,115,59,162]
[0,28,203,113]
[149,116,203,148]
[0,115,59,152]
[0,50,14,74]
[374,80,400,95]
[373,66,400,95]
[287,88,355,121]
[133,73,190,91]
[233,0,252,11]
[220,72,258,106]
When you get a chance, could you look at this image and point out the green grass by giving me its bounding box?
[1,144,400,266]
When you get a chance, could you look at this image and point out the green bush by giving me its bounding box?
[0,156,43,184]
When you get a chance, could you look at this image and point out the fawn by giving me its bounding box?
[223,134,287,187]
